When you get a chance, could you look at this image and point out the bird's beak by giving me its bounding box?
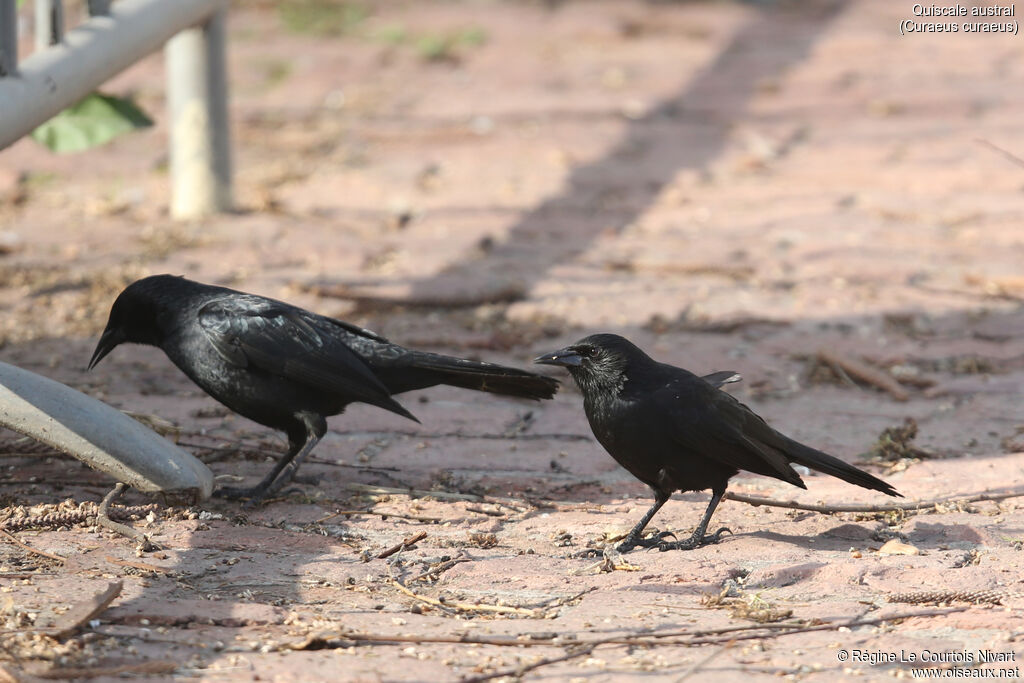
[88,327,124,370]
[534,347,582,368]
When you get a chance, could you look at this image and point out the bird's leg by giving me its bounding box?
[215,438,303,501]
[216,413,326,505]
[657,488,731,552]
[613,489,671,553]
[248,433,323,504]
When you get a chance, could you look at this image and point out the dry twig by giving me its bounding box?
[0,529,65,563]
[391,579,538,616]
[462,644,598,683]
[676,641,736,681]
[284,607,963,655]
[31,660,175,679]
[50,581,123,639]
[976,138,1024,169]
[377,531,428,560]
[315,509,440,524]
[104,556,171,574]
[409,557,470,583]
[817,349,909,401]
[724,486,1024,514]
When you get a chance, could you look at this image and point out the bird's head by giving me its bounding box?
[534,333,647,391]
[88,275,183,370]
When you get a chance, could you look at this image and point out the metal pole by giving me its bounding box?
[0,0,225,149]
[0,0,16,77]
[165,7,232,219]
[87,0,110,16]
[34,0,64,52]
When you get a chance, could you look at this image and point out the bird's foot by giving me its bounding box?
[214,484,276,508]
[656,526,732,552]
[215,471,317,508]
[614,530,676,554]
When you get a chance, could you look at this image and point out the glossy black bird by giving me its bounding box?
[535,333,900,553]
[90,275,559,503]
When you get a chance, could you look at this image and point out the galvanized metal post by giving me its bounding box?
[0,0,227,151]
[165,7,232,220]
[0,0,17,77]
[34,0,64,52]
[87,0,110,15]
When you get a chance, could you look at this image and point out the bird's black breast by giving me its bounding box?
[583,375,739,495]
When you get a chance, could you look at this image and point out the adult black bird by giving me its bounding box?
[89,275,559,503]
[535,333,901,553]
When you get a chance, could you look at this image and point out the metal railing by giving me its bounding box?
[0,0,232,219]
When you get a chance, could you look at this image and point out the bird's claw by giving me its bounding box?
[611,530,676,554]
[214,486,252,500]
[215,485,273,508]
[641,531,679,552]
[656,526,732,552]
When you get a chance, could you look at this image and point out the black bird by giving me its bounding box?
[535,333,900,553]
[90,275,559,503]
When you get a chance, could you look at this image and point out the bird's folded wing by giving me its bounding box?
[196,297,411,415]
[664,387,805,488]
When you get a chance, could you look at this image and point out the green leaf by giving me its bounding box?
[31,92,153,154]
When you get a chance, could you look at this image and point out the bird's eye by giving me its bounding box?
[577,346,596,358]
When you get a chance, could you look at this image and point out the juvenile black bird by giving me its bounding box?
[90,275,559,503]
[535,334,900,553]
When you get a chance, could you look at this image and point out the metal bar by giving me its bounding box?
[0,0,16,77]
[0,0,225,150]
[206,8,232,211]
[34,0,64,52]
[166,6,232,218]
[87,0,111,16]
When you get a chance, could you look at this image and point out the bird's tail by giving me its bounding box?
[783,437,902,497]
[383,351,560,400]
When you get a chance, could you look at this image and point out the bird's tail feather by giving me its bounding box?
[784,438,902,497]
[388,352,560,400]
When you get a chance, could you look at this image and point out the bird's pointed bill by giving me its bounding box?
[534,347,583,367]
[88,328,123,370]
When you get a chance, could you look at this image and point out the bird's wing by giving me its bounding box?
[197,296,415,419]
[659,379,805,488]
[700,370,741,388]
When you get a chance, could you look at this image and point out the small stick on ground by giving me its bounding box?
[104,556,171,574]
[31,660,175,680]
[817,348,909,401]
[392,578,538,616]
[0,529,65,564]
[976,138,1024,169]
[316,509,441,524]
[724,487,1024,514]
[51,581,123,639]
[377,531,428,560]
[97,483,159,552]
[409,557,470,583]
[281,606,964,652]
[465,506,505,517]
[347,483,482,502]
[677,641,736,682]
[462,644,598,683]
